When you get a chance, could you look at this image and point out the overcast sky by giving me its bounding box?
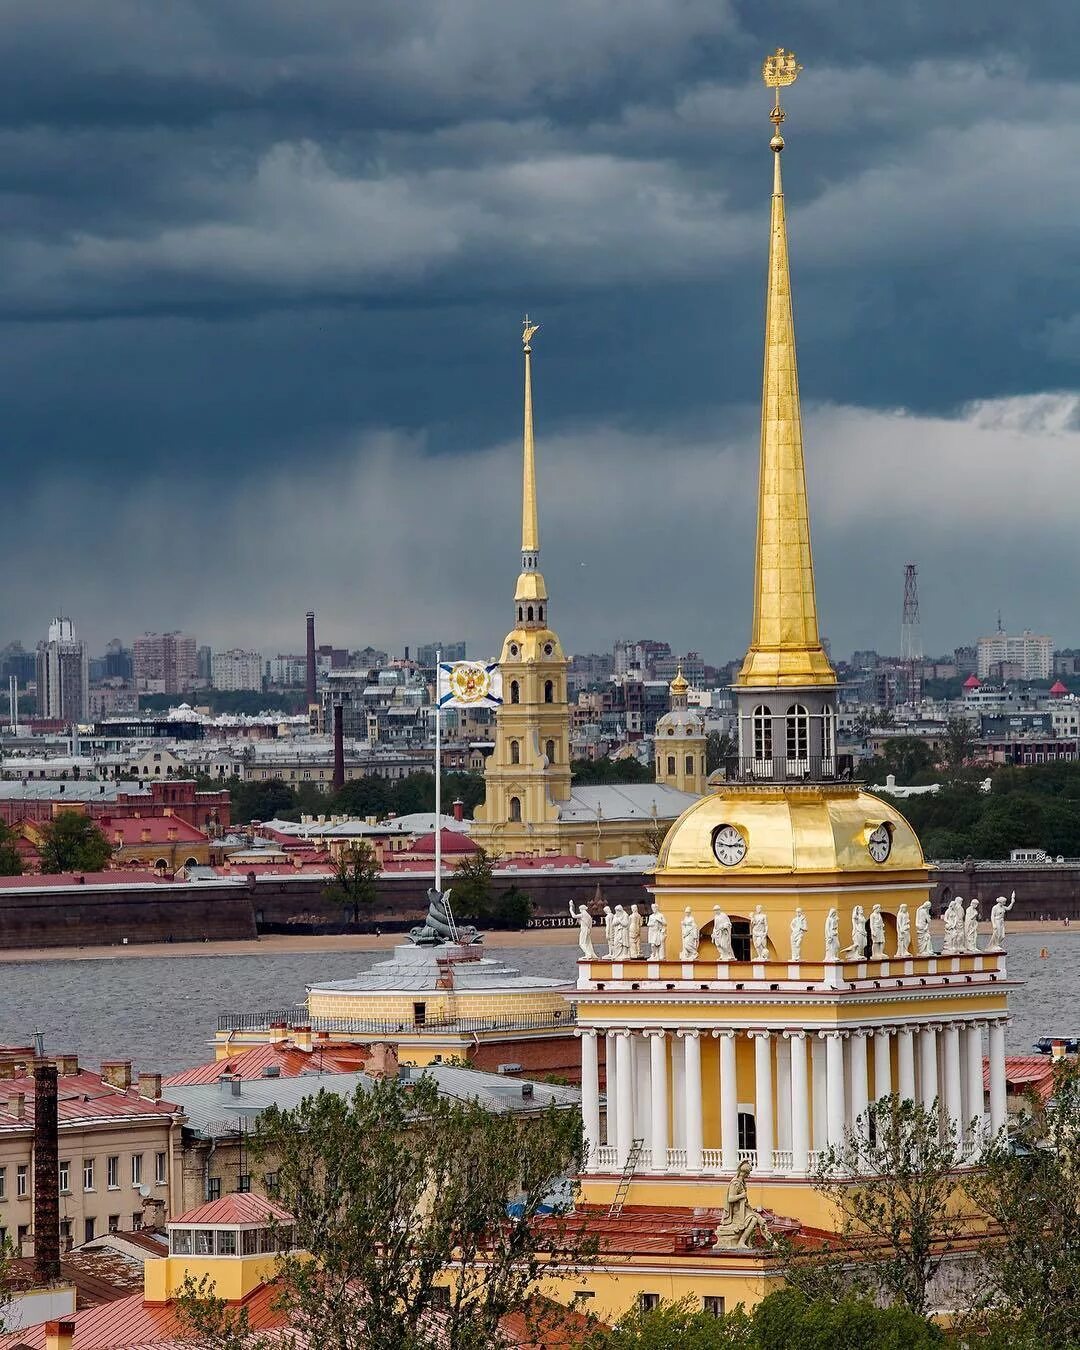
[2,1,1078,664]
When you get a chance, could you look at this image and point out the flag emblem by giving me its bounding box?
[438,661,503,709]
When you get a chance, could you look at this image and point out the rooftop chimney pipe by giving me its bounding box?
[34,1059,61,1284]
[305,611,317,708]
[333,702,345,792]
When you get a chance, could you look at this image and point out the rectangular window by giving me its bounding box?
[263,1171,280,1196]
[171,1229,194,1255]
[206,1178,221,1202]
[0,1166,8,1200]
[237,1173,251,1194]
[194,1229,215,1255]
[639,1293,660,1312]
[107,1156,119,1189]
[17,1224,29,1248]
[242,1228,259,1256]
[59,1161,70,1194]
[703,1296,726,1317]
[84,1159,95,1192]
[132,1213,143,1230]
[131,1154,143,1187]
[155,1153,167,1186]
[108,1215,120,1233]
[84,1218,95,1243]
[217,1229,237,1256]
[16,1166,27,1199]
[59,1220,71,1245]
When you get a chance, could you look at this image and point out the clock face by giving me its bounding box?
[868,823,892,864]
[713,824,747,867]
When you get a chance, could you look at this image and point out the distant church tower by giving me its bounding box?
[654,667,707,795]
[471,320,572,853]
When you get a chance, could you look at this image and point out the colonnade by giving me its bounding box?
[580,1017,1009,1175]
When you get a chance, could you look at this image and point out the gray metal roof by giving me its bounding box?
[0,780,149,801]
[170,1064,579,1139]
[309,943,569,996]
[555,783,697,822]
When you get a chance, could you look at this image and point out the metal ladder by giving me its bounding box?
[608,1138,644,1219]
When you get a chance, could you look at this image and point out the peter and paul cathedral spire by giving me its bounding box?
[734,50,838,779]
[515,317,549,627]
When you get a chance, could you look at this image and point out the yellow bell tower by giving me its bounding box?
[654,667,707,795]
[472,320,573,854]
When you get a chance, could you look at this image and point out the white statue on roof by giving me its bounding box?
[847,905,867,959]
[610,905,630,961]
[569,898,595,959]
[712,907,734,961]
[989,892,1016,950]
[915,898,934,956]
[964,897,981,953]
[824,907,841,961]
[679,908,699,961]
[602,904,614,956]
[895,902,911,958]
[789,907,807,962]
[750,904,769,961]
[647,904,667,960]
[943,897,964,955]
[628,903,643,959]
[869,904,886,960]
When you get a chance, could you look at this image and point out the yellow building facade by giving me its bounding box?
[542,53,1018,1323]
[654,668,708,796]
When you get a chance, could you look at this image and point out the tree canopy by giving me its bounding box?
[37,811,112,874]
[0,822,22,877]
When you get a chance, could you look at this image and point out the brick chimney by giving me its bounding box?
[365,1042,399,1079]
[138,1072,162,1102]
[7,1093,25,1119]
[332,704,345,792]
[100,1060,132,1090]
[45,1321,75,1350]
[33,1060,60,1284]
[269,1022,288,1045]
[292,1026,313,1053]
[452,799,464,822]
[55,1055,79,1077]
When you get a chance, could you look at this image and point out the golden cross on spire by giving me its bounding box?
[522,314,540,351]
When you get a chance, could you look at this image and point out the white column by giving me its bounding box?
[634,1034,651,1152]
[672,1034,685,1148]
[581,1031,600,1168]
[989,1020,1007,1137]
[942,1023,963,1145]
[719,1030,738,1171]
[964,1022,985,1151]
[605,1031,618,1145]
[682,1030,703,1173]
[897,1026,916,1102]
[919,1024,939,1114]
[752,1032,774,1174]
[825,1032,846,1150]
[849,1030,868,1139]
[874,1029,892,1103]
[776,1034,792,1151]
[615,1030,633,1167]
[648,1032,669,1170]
[788,1031,809,1173]
[811,1034,827,1150]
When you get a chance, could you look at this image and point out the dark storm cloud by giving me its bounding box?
[1,1,1078,659]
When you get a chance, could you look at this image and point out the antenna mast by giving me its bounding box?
[900,563,922,707]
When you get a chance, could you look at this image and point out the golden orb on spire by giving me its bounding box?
[670,665,689,696]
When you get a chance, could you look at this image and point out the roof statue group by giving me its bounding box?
[569,892,1017,962]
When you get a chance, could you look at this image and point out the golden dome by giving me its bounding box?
[656,785,926,877]
[669,666,690,695]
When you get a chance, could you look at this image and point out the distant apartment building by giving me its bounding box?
[416,641,466,667]
[268,655,306,686]
[133,632,197,694]
[103,638,134,682]
[196,645,212,682]
[211,649,263,692]
[976,630,1052,681]
[35,617,89,721]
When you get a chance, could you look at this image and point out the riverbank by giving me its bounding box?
[0,918,1071,964]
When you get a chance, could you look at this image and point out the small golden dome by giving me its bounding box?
[669,665,690,695]
[657,786,926,877]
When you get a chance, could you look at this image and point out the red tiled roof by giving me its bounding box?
[983,1054,1058,1103]
[964,674,981,689]
[405,830,479,856]
[0,1071,178,1129]
[102,816,207,845]
[215,860,332,876]
[500,854,592,869]
[163,1041,368,1087]
[0,1280,286,1350]
[1051,680,1069,695]
[171,1192,294,1226]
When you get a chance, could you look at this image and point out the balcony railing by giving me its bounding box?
[217,1009,576,1036]
[721,754,855,785]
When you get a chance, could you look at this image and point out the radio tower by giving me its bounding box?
[900,563,922,707]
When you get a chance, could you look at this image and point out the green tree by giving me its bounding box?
[228,778,297,824]
[942,716,977,774]
[0,822,22,877]
[583,1294,754,1348]
[866,737,937,785]
[324,842,381,926]
[965,1059,1080,1347]
[571,756,653,785]
[811,1095,968,1316]
[178,1074,593,1350]
[705,731,735,776]
[38,811,113,874]
[331,776,392,819]
[490,886,532,931]
[451,848,495,925]
[751,1287,943,1349]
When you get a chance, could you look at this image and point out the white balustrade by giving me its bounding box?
[737,1148,758,1166]
[666,1147,687,1169]
[772,1149,794,1172]
[702,1148,723,1172]
[595,1145,618,1170]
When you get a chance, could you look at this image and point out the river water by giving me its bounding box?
[0,932,1072,1075]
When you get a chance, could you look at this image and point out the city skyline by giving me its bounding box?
[1,6,1079,655]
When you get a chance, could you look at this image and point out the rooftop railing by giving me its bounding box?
[720,754,856,785]
[216,1009,576,1036]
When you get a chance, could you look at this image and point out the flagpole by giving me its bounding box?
[434,648,442,897]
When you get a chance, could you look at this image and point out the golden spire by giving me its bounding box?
[521,316,540,557]
[670,664,689,696]
[515,316,548,610]
[737,51,836,689]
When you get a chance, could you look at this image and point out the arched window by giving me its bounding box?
[544,680,554,703]
[667,755,676,776]
[527,606,534,621]
[685,754,694,776]
[822,705,836,762]
[538,605,544,622]
[753,705,772,760]
[510,740,520,765]
[786,704,809,762]
[509,796,522,822]
[510,681,520,704]
[545,739,556,763]
[517,606,523,623]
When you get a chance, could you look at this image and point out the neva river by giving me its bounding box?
[0,932,1073,1075]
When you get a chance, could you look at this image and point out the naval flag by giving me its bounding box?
[437,661,504,710]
